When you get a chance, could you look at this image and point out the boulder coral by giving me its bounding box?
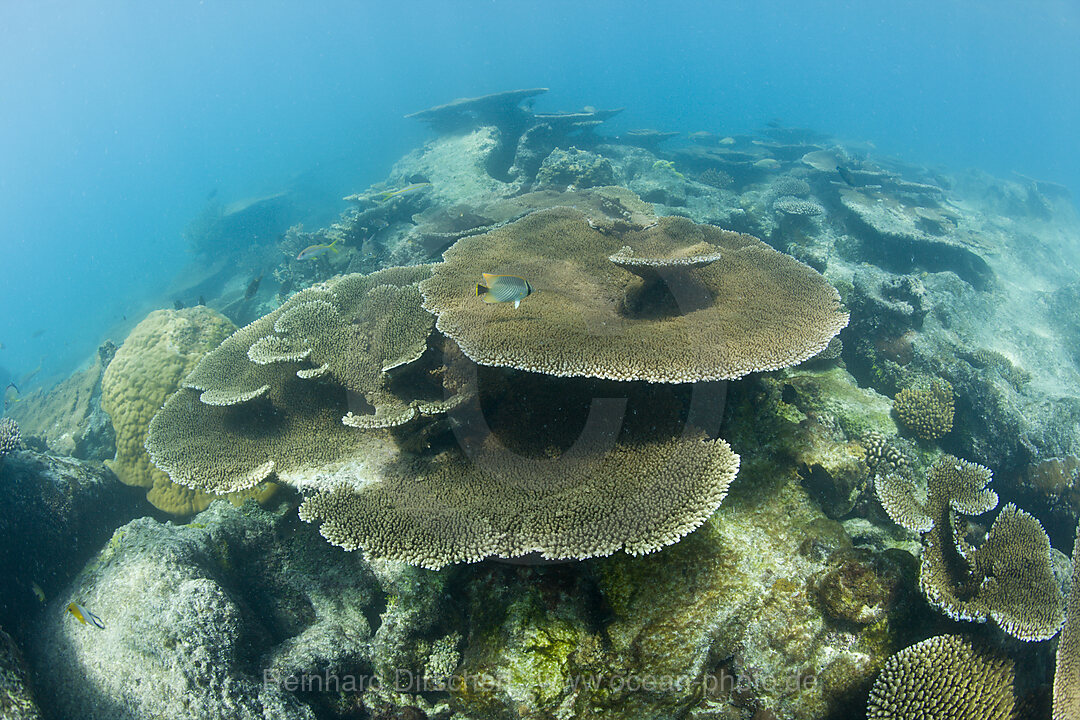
[101,306,265,515]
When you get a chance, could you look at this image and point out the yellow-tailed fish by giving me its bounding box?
[67,602,105,629]
[32,582,45,603]
[296,238,340,261]
[373,182,431,202]
[476,273,534,309]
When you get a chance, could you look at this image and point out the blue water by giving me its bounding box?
[2,0,1078,388]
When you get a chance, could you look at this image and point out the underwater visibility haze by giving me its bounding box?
[1,2,1080,719]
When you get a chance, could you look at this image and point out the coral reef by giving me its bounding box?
[866,635,1015,720]
[5,341,117,461]
[102,306,240,514]
[0,417,18,463]
[29,501,379,720]
[893,378,954,440]
[534,146,616,189]
[0,450,143,634]
[420,207,848,382]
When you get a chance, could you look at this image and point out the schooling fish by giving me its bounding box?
[297,238,340,261]
[67,602,105,629]
[373,182,431,202]
[476,273,534,309]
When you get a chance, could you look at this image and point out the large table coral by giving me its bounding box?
[419,207,849,382]
[148,203,848,567]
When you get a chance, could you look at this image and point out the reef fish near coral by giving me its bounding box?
[372,181,431,202]
[66,602,104,629]
[476,273,534,308]
[296,238,339,260]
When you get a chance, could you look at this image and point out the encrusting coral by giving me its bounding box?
[866,634,1015,720]
[893,378,954,440]
[101,306,272,515]
[419,207,848,382]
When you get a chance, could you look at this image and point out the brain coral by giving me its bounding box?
[894,378,954,441]
[419,207,848,382]
[867,634,1014,720]
[102,307,245,514]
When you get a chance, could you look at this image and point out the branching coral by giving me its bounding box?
[867,635,1015,720]
[0,417,19,462]
[894,378,954,440]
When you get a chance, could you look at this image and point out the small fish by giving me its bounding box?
[836,166,857,187]
[32,582,45,603]
[244,274,263,300]
[67,602,105,629]
[373,182,431,202]
[4,383,19,410]
[0,341,5,350]
[297,239,340,260]
[476,273,534,309]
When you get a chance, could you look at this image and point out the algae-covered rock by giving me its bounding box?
[0,450,143,634]
[29,501,381,720]
[535,146,617,189]
[0,627,41,720]
[6,342,117,461]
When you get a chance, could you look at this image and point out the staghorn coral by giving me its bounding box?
[866,634,1015,720]
[101,307,250,515]
[299,433,739,569]
[1054,524,1080,720]
[419,207,848,383]
[0,417,19,462]
[894,378,954,440]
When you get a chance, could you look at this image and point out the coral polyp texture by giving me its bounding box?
[419,207,849,382]
[1055,525,1080,720]
[299,434,738,568]
[0,417,20,460]
[101,306,243,514]
[866,635,1015,720]
[876,454,1064,640]
[893,378,954,440]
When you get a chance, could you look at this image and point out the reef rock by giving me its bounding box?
[0,450,143,633]
[29,501,380,720]
[0,627,41,720]
[5,342,117,461]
